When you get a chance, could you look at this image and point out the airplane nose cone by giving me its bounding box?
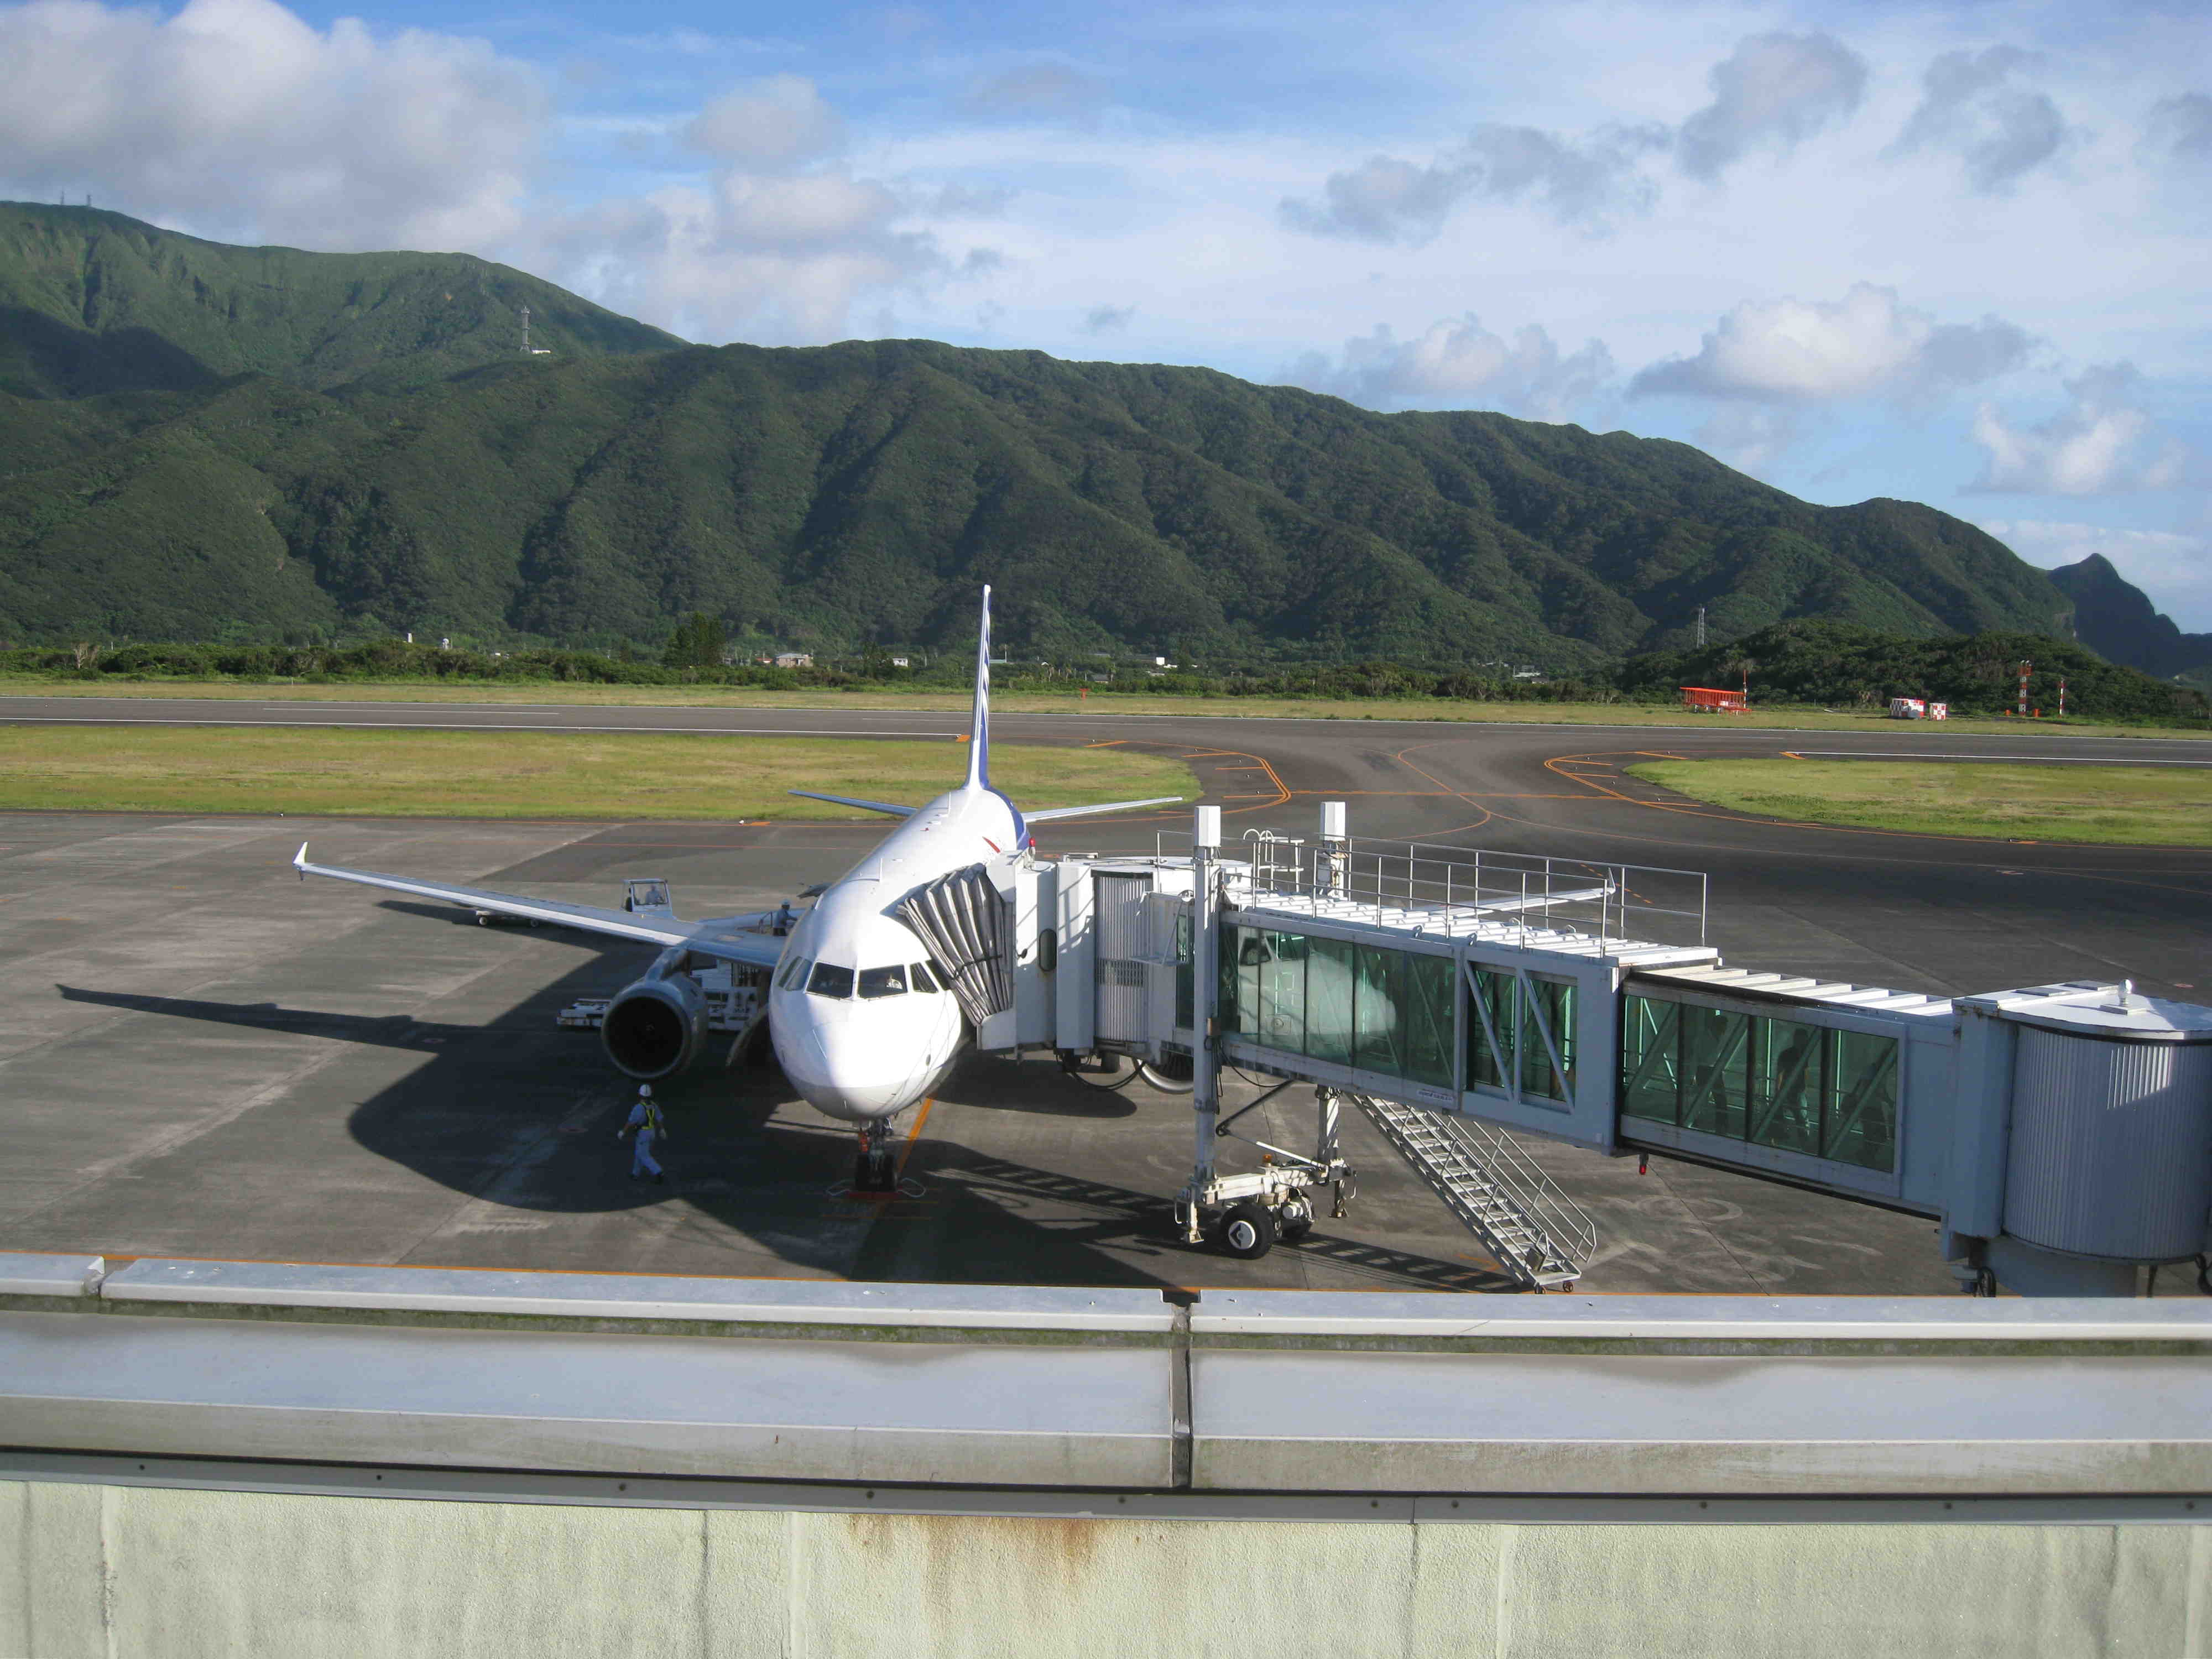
[772,1004,919,1120]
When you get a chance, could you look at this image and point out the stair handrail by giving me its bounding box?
[1453,1113,1598,1271]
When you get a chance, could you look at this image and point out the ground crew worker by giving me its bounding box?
[618,1084,669,1183]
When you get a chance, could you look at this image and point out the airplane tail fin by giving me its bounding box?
[966,585,992,791]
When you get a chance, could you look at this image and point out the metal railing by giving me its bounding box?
[1218,832,1707,951]
[1451,1109,1600,1276]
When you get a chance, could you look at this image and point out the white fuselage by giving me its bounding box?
[768,781,1025,1123]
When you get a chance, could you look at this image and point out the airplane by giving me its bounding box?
[293,587,1184,1189]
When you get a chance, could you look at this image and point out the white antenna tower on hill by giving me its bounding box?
[520,305,530,355]
[1695,605,1707,648]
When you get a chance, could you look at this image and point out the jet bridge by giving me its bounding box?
[974,801,2212,1297]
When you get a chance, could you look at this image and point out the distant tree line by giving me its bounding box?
[1619,621,2206,722]
[4,620,2203,724]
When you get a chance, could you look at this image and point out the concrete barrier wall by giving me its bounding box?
[7,1256,2212,1654]
[7,1480,2210,1658]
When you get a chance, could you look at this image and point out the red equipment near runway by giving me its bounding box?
[1681,686,1747,712]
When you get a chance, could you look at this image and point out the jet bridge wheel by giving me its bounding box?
[1276,1193,1315,1241]
[1216,1201,1277,1260]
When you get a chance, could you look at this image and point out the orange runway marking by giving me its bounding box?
[1376,739,1498,834]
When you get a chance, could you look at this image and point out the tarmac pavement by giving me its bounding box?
[3,697,2206,1295]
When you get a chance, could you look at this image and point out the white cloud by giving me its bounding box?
[1279,123,1663,243]
[685,75,842,166]
[1980,517,2212,630]
[2144,92,2212,169]
[1279,27,1872,241]
[1693,406,1801,477]
[1969,363,2193,496]
[961,63,1108,123]
[1631,284,2034,404]
[1677,32,1869,181]
[1082,304,1135,334]
[534,72,948,343]
[1886,46,2074,194]
[1279,315,1615,420]
[0,0,546,251]
[538,182,936,345]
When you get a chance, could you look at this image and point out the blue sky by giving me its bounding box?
[5,0,2208,624]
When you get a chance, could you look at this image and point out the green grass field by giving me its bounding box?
[1627,757,2212,847]
[0,728,1199,821]
[3,676,2204,739]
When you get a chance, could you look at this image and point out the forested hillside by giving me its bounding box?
[2047,554,2212,684]
[0,202,678,399]
[0,204,2083,665]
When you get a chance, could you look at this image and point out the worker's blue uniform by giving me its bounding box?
[624,1098,666,1178]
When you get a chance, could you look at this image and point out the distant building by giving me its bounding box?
[890,655,910,668]
[773,652,813,669]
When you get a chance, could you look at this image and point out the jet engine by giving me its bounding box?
[601,960,707,1080]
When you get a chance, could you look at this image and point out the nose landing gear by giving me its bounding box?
[853,1120,897,1194]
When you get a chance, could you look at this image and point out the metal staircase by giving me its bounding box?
[1349,1093,1597,1290]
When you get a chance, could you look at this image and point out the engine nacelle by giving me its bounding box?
[602,967,707,1081]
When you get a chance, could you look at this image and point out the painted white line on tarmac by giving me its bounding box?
[4,697,2209,745]
[0,716,956,738]
[1788,751,2212,766]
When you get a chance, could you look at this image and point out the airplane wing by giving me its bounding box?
[1022,795,1185,823]
[292,845,789,969]
[787,790,917,817]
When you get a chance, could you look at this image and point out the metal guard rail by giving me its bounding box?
[1161,830,1709,950]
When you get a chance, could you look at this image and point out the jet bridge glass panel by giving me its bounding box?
[1620,992,1899,1173]
[1220,926,1453,1093]
[1464,968,1576,1102]
[1303,937,1356,1065]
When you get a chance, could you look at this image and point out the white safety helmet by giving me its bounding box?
[638,1084,653,1098]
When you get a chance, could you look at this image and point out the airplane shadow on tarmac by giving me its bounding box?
[58,906,1511,1291]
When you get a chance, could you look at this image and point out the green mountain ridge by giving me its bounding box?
[0,201,680,399]
[2047,553,2212,684]
[0,202,2083,665]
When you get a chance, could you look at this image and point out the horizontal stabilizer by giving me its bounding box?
[787,790,917,817]
[1023,795,1185,823]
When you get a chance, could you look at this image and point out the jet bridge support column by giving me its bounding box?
[1182,806,1223,1243]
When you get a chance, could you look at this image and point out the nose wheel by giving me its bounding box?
[852,1121,898,1193]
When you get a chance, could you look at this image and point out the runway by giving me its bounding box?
[4,695,2208,1295]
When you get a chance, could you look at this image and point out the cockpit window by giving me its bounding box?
[858,966,909,999]
[911,962,940,992]
[806,962,854,999]
[778,954,811,990]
